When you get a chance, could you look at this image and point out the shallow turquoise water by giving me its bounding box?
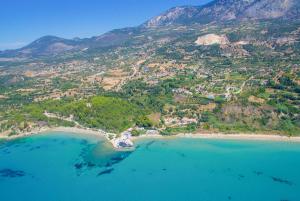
[0,132,300,201]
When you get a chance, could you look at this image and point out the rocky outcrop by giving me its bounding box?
[144,6,200,28]
[143,0,300,28]
[195,34,229,46]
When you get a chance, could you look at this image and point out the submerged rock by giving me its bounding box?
[253,171,263,176]
[98,168,114,176]
[0,169,26,178]
[145,140,156,149]
[74,163,84,170]
[271,176,293,186]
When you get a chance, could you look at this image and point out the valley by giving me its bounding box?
[0,0,299,139]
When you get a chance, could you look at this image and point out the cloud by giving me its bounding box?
[0,41,28,51]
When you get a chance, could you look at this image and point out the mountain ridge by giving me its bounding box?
[143,0,300,28]
[1,0,300,58]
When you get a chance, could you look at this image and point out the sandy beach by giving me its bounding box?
[131,132,300,143]
[0,127,106,141]
[176,133,300,142]
[1,126,300,144]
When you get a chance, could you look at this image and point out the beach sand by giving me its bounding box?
[1,127,300,144]
[176,133,300,142]
[0,127,106,140]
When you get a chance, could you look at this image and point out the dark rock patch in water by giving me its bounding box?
[78,143,94,158]
[111,155,126,162]
[238,174,245,180]
[1,149,11,154]
[29,146,41,151]
[145,141,156,149]
[74,161,97,172]
[253,171,263,176]
[74,163,85,170]
[162,168,167,171]
[87,162,96,168]
[0,139,28,150]
[271,176,293,186]
[177,152,186,158]
[103,152,132,168]
[75,141,133,175]
[228,196,232,200]
[224,168,232,172]
[80,140,88,145]
[98,168,114,176]
[0,169,26,178]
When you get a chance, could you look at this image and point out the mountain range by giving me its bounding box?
[144,0,300,27]
[1,0,299,59]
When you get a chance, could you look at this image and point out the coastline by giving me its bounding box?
[1,127,300,145]
[176,133,300,142]
[132,133,300,143]
[0,127,107,141]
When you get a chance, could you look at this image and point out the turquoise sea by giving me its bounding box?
[0,132,300,201]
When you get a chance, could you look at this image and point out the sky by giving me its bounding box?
[0,0,212,50]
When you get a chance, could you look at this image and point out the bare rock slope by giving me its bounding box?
[143,0,300,28]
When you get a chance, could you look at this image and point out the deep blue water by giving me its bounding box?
[0,132,300,201]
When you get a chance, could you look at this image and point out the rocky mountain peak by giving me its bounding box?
[143,0,299,28]
[144,6,200,28]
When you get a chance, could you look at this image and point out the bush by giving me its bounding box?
[135,116,153,128]
[131,129,146,137]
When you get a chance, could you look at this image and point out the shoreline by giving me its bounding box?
[0,127,107,141]
[1,127,300,145]
[132,133,300,143]
[176,133,300,142]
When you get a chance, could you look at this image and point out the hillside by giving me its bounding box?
[0,0,299,137]
[1,0,300,59]
[143,0,300,27]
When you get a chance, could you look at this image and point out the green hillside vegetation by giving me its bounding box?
[1,96,153,134]
[0,18,300,137]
